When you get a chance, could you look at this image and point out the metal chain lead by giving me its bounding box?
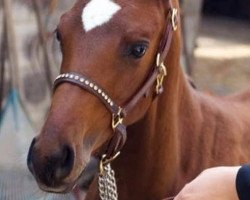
[98,164,118,200]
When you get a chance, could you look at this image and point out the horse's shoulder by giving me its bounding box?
[195,89,250,129]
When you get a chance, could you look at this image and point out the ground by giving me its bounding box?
[193,16,250,95]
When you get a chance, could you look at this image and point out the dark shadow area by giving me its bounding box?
[203,0,250,20]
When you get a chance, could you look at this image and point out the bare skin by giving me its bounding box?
[174,167,241,200]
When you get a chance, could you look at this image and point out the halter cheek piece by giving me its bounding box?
[54,2,178,191]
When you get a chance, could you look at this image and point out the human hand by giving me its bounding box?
[174,166,241,200]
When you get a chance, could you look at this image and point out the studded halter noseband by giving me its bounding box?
[54,1,178,192]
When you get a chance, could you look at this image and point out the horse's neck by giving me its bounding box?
[113,60,200,198]
[107,36,250,199]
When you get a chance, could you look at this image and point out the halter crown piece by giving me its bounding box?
[54,2,178,199]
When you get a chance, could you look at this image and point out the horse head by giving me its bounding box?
[27,0,180,193]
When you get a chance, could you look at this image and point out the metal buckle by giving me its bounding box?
[171,8,178,31]
[156,53,167,94]
[112,107,124,130]
[99,152,121,175]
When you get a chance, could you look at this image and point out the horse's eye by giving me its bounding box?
[130,43,148,59]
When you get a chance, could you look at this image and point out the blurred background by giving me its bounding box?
[0,0,249,199]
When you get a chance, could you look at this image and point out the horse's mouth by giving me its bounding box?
[38,183,76,194]
[37,167,86,194]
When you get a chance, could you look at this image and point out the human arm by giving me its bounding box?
[174,166,241,200]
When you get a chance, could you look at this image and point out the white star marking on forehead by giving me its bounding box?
[82,0,121,32]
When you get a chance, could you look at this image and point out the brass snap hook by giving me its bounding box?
[99,152,121,175]
[112,107,124,130]
[171,8,178,31]
[156,54,167,94]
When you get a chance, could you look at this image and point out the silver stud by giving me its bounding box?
[74,76,79,80]
[94,86,98,90]
[85,80,90,85]
[102,92,105,97]
[105,95,108,100]
[70,74,74,79]
[90,83,94,88]
[98,89,102,94]
[80,78,84,83]
[65,74,69,78]
[62,74,65,78]
[110,102,113,106]
[108,99,111,103]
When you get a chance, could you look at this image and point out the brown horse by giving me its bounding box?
[27,0,250,199]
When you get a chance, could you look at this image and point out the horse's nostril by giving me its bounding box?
[54,145,75,180]
[27,140,75,187]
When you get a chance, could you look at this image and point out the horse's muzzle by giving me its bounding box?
[27,137,75,190]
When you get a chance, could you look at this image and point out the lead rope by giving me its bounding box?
[98,164,118,200]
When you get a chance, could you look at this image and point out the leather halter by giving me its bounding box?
[54,1,178,191]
